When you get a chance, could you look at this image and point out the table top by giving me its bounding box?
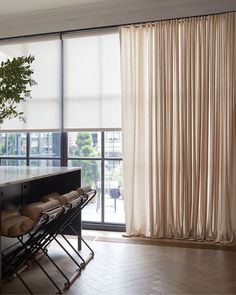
[0,166,81,187]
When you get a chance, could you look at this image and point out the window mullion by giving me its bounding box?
[101,131,105,223]
[26,133,30,166]
[61,132,68,167]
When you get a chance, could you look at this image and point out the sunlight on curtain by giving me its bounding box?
[120,12,236,243]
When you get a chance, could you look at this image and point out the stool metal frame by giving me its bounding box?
[1,187,97,295]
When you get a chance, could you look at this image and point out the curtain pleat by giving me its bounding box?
[120,12,236,243]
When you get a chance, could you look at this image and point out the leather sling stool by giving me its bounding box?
[41,189,86,284]
[1,186,96,295]
[1,209,35,239]
[42,190,80,205]
[20,198,61,221]
[35,186,96,287]
[1,197,65,295]
[55,185,97,269]
[40,189,85,286]
[1,209,36,291]
[40,185,97,270]
[20,197,80,292]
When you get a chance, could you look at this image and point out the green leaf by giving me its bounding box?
[0,55,36,125]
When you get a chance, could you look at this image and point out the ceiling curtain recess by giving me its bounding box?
[120,12,236,243]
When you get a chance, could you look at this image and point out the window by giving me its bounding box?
[0,159,26,166]
[30,133,60,158]
[0,131,124,226]
[29,132,61,167]
[105,131,122,158]
[104,132,123,223]
[0,132,61,167]
[68,131,124,224]
[0,133,26,157]
[0,29,124,230]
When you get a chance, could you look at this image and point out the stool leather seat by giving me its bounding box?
[1,213,35,237]
[21,199,60,220]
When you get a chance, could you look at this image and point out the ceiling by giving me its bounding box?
[1,0,235,17]
[0,0,235,38]
[0,0,104,16]
[0,0,118,16]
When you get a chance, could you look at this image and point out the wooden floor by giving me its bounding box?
[2,233,236,295]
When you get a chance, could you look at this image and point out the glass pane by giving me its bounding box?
[68,132,101,158]
[29,159,60,167]
[64,32,121,129]
[68,159,101,222]
[0,133,26,156]
[0,159,26,166]
[104,160,125,223]
[30,132,60,157]
[105,131,122,158]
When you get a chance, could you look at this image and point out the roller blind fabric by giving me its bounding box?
[63,32,121,130]
[0,37,61,131]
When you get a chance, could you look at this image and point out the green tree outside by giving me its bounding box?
[71,132,100,187]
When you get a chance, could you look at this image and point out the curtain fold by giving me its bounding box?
[120,12,236,243]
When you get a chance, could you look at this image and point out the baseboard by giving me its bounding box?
[82,234,236,251]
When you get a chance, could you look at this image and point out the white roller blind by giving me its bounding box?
[0,37,61,131]
[64,31,121,130]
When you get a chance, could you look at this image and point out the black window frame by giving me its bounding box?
[0,28,125,231]
[0,130,125,232]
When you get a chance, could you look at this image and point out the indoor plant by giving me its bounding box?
[0,55,36,125]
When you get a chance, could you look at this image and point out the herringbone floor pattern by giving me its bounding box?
[2,235,236,295]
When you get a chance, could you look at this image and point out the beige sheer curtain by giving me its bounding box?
[120,12,236,243]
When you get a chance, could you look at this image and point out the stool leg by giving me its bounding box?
[59,233,86,268]
[41,248,71,289]
[2,253,34,295]
[62,224,94,268]
[17,238,62,294]
[54,237,82,270]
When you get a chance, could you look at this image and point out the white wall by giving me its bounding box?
[0,0,235,39]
